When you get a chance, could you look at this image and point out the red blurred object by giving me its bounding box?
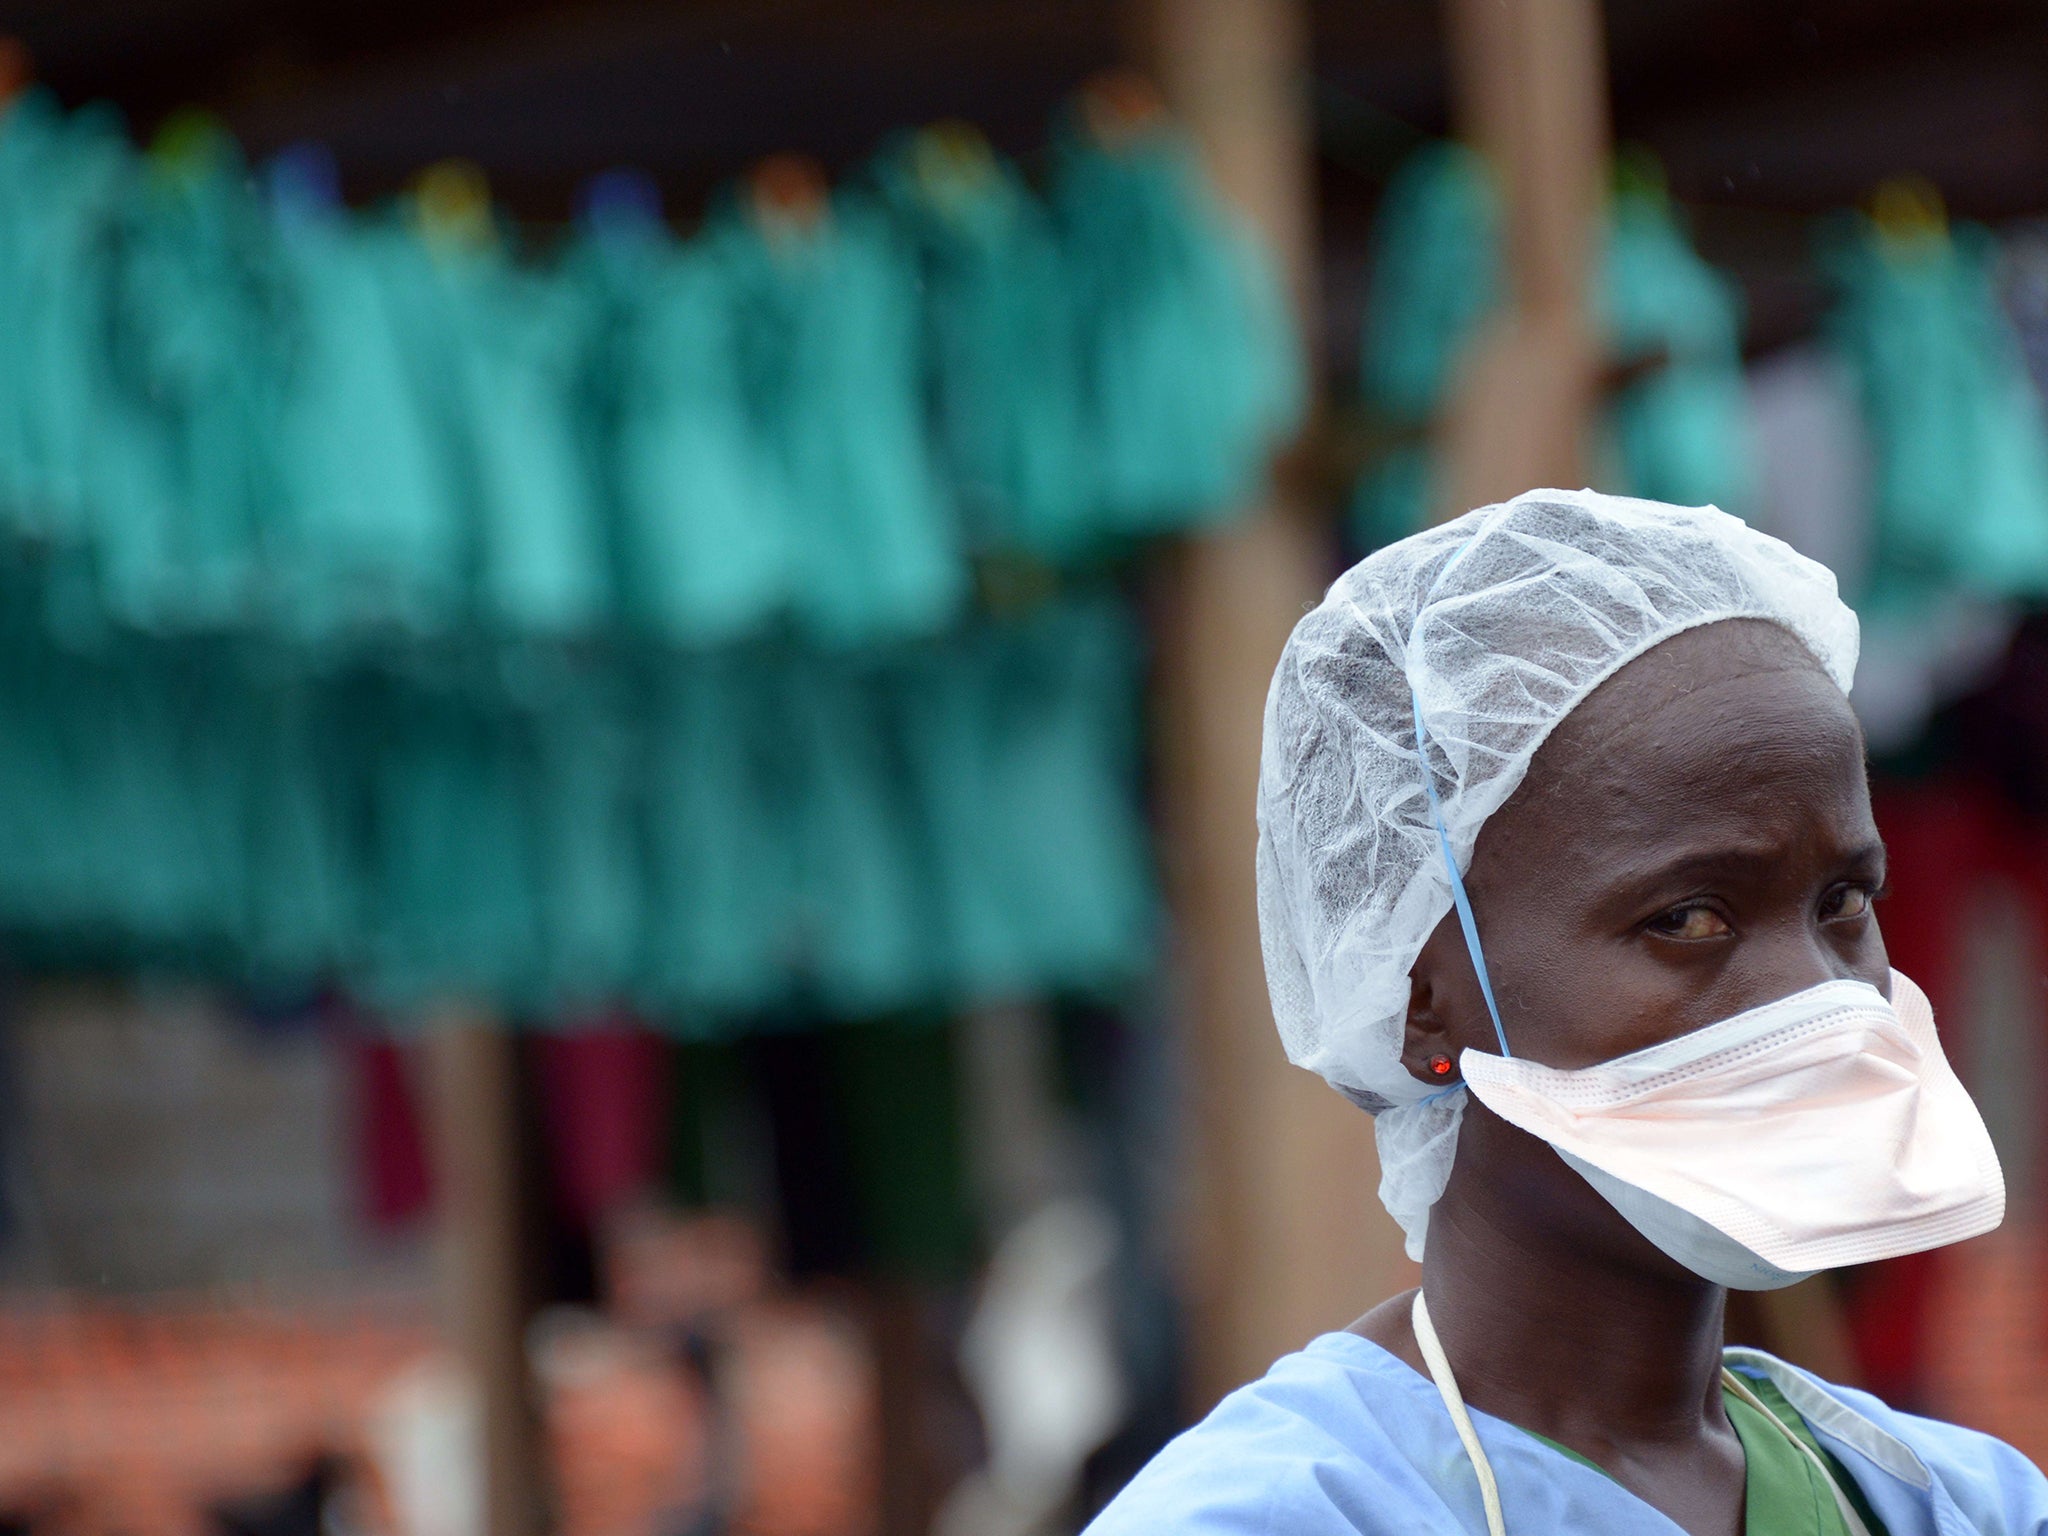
[350,1038,434,1229]
[534,1022,669,1230]
[1852,779,2038,1407]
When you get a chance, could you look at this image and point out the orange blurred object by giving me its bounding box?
[1077,69,1167,148]
[0,1217,876,1536]
[0,1300,430,1536]
[748,153,830,233]
[0,36,31,107]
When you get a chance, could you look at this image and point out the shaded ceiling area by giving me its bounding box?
[5,1,1133,211]
[6,0,2047,349]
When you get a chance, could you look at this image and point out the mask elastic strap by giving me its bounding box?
[1410,693,1512,1058]
[1417,524,1515,1064]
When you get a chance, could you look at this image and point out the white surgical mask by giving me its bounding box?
[1459,970,2006,1289]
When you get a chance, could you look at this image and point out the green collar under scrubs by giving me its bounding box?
[1524,1372,1890,1534]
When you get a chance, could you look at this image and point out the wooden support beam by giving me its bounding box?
[425,1012,549,1536]
[1136,0,1418,1413]
[1435,0,1611,514]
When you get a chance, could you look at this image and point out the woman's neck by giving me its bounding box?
[1418,1119,1730,1450]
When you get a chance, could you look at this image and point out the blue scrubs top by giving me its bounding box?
[1084,1332,2048,1535]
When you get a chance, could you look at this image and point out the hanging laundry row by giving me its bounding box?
[1352,146,2048,621]
[0,591,1154,1021]
[1751,184,2048,750]
[1352,143,1752,547]
[0,89,1303,649]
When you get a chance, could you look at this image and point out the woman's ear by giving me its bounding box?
[1400,966,1461,1086]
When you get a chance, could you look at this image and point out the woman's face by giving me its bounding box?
[1407,618,1888,1077]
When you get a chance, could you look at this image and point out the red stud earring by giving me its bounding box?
[1426,1053,1454,1078]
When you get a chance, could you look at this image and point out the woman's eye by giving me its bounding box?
[1647,904,1732,940]
[1823,885,1873,922]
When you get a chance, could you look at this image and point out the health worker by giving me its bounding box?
[1085,489,2032,1536]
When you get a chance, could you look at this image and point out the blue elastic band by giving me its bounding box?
[1408,526,1513,1061]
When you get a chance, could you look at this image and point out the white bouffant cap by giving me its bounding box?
[1254,488,1860,1257]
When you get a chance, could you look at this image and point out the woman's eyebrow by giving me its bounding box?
[1590,837,1889,913]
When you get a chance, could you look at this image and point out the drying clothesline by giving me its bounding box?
[0,89,1301,1018]
[1352,144,2048,620]
[0,91,1302,650]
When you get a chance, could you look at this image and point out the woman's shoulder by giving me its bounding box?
[1080,1331,1465,1535]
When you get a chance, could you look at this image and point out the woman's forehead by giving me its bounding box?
[1546,619,1847,767]
[1485,621,1869,858]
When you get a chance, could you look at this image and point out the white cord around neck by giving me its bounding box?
[1411,1290,1507,1536]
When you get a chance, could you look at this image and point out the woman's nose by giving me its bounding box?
[1744,918,1881,1006]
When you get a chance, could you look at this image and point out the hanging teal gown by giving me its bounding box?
[785,646,934,1015]
[0,611,80,944]
[45,641,246,962]
[271,210,469,642]
[426,235,611,637]
[235,659,356,986]
[515,649,641,1011]
[0,91,127,537]
[637,647,798,1023]
[644,641,934,1022]
[1600,183,1753,513]
[597,228,789,646]
[898,595,1154,999]
[355,660,539,1009]
[0,92,136,632]
[871,134,1092,561]
[1823,215,2048,614]
[93,123,289,632]
[703,190,964,646]
[1353,143,1499,546]
[1051,119,1305,534]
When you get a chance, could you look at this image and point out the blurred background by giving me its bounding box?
[0,1,2044,1534]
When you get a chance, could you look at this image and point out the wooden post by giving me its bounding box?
[1435,0,1611,514]
[425,1011,549,1536]
[1137,0,1417,1412]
